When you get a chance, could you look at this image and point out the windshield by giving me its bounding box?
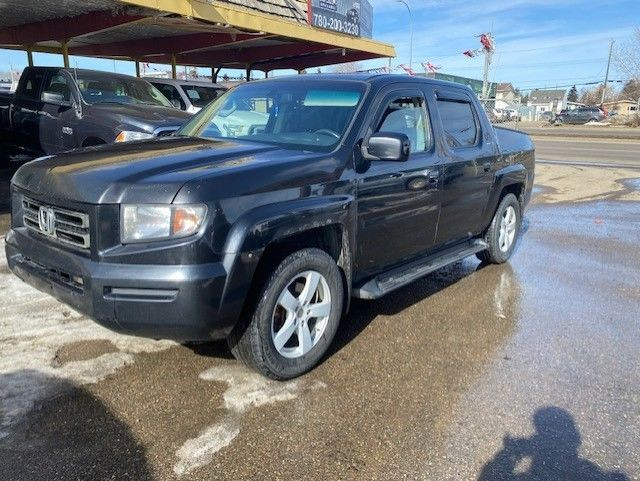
[180,84,226,108]
[176,80,366,152]
[76,73,173,108]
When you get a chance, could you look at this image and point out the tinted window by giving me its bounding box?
[180,85,225,108]
[437,99,478,148]
[21,70,45,100]
[42,74,71,102]
[76,73,173,108]
[377,96,430,153]
[153,83,185,110]
[178,80,365,153]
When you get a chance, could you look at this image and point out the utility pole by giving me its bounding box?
[482,48,493,99]
[601,39,614,105]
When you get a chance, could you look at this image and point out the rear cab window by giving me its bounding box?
[436,92,480,149]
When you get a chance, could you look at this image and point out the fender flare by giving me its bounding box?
[482,163,529,227]
[215,195,355,333]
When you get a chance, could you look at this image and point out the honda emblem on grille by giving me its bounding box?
[38,206,56,236]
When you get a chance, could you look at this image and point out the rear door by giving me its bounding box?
[356,86,441,276]
[433,87,498,245]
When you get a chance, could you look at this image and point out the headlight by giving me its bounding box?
[115,130,154,142]
[121,204,207,243]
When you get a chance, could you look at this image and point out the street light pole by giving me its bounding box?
[397,0,413,74]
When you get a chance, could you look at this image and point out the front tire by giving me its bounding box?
[228,248,343,380]
[476,193,521,264]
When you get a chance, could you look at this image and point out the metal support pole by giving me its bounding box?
[397,0,413,73]
[26,47,34,67]
[246,65,251,81]
[265,71,269,79]
[135,60,140,78]
[171,54,177,79]
[61,40,70,68]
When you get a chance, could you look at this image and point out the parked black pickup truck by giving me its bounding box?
[5,74,535,379]
[0,67,191,161]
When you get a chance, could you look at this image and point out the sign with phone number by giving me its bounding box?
[308,0,373,38]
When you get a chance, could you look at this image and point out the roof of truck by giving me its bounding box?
[253,73,477,92]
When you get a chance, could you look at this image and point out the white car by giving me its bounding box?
[145,78,227,114]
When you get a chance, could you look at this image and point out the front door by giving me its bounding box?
[356,88,441,278]
[433,88,498,245]
[39,71,77,154]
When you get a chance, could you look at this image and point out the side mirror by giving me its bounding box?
[364,132,411,162]
[42,91,71,107]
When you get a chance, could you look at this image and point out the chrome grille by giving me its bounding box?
[22,197,90,250]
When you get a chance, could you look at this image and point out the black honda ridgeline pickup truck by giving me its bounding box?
[6,75,535,379]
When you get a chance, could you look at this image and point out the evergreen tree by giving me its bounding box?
[567,85,579,102]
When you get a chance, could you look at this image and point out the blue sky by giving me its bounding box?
[367,0,636,91]
[0,0,636,92]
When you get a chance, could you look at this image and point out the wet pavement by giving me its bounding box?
[1,162,639,480]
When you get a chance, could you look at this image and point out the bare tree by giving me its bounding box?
[613,27,640,81]
[330,61,364,73]
[579,83,618,105]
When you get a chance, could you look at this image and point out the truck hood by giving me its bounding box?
[88,102,191,131]
[11,137,302,204]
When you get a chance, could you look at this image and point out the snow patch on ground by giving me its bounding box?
[0,238,175,439]
[173,421,240,477]
[173,364,326,476]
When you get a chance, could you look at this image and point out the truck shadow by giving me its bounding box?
[0,369,153,480]
[329,258,514,357]
[478,406,630,481]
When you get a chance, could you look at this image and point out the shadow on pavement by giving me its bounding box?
[0,369,153,481]
[478,407,629,481]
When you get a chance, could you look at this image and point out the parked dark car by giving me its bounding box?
[554,106,607,124]
[0,67,191,162]
[5,74,535,379]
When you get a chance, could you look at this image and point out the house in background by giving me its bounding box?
[495,83,520,105]
[603,99,639,116]
[527,88,567,120]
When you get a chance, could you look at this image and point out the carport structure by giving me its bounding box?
[0,0,395,80]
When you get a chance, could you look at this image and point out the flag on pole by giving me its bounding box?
[398,64,415,75]
[422,62,441,72]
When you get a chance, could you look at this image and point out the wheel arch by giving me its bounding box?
[217,196,355,331]
[482,164,528,231]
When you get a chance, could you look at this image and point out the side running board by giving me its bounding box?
[353,239,488,300]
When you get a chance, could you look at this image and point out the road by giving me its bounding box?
[534,137,640,168]
[1,138,639,480]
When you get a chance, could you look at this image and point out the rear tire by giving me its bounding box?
[476,193,521,264]
[227,248,343,380]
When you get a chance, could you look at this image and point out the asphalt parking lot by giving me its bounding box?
[1,139,639,480]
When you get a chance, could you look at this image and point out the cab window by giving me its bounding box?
[376,96,430,153]
[21,70,45,100]
[42,74,71,102]
[153,83,185,110]
[437,99,479,148]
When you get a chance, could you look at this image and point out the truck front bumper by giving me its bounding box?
[5,228,234,341]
